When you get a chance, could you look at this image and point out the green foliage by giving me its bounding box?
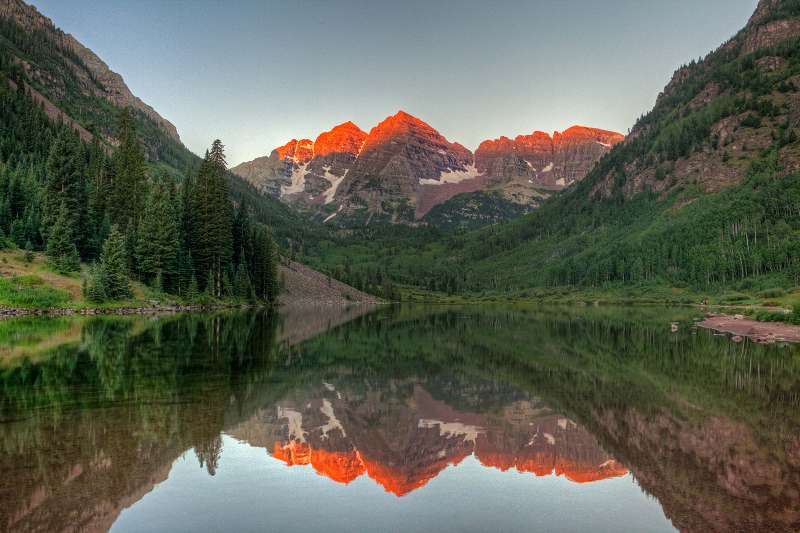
[0,274,70,308]
[422,191,532,231]
[46,202,80,273]
[109,109,146,232]
[757,287,786,298]
[741,113,762,129]
[188,140,233,297]
[0,40,282,306]
[135,174,179,289]
[23,240,33,263]
[87,225,132,302]
[755,302,800,324]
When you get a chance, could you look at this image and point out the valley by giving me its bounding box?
[0,0,797,319]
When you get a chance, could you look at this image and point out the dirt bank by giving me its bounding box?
[698,314,800,343]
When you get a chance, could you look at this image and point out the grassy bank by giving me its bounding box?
[396,282,800,312]
[0,248,246,312]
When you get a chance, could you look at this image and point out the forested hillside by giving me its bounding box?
[0,59,279,303]
[0,3,295,304]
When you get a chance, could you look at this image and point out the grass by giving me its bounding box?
[396,281,800,318]
[0,275,71,308]
[754,303,800,325]
[0,247,254,311]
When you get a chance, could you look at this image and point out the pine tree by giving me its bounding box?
[44,130,87,252]
[109,109,146,233]
[88,225,132,301]
[136,175,179,288]
[46,202,80,273]
[233,263,253,301]
[23,240,34,263]
[188,140,232,297]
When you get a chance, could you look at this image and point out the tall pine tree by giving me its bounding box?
[189,140,232,297]
[136,175,180,290]
[109,109,145,233]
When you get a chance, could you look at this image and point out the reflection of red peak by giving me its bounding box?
[361,452,470,496]
[271,440,468,493]
[557,459,628,483]
[313,121,367,158]
[272,442,365,484]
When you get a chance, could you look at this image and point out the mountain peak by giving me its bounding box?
[273,138,314,163]
[332,120,362,131]
[313,121,367,158]
[381,110,428,127]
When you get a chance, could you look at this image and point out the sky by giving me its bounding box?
[31,0,758,166]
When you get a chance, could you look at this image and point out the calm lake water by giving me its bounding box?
[1,305,799,532]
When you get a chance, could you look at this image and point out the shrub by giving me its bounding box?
[741,113,762,128]
[757,288,786,298]
[719,292,750,303]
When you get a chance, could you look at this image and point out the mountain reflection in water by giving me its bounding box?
[1,305,799,533]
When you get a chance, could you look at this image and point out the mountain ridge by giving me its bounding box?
[232,110,623,226]
[0,0,181,143]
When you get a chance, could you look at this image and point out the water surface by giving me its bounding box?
[1,305,799,532]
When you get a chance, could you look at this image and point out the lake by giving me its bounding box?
[1,305,799,532]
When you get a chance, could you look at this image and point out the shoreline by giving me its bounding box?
[0,303,263,319]
[698,314,800,343]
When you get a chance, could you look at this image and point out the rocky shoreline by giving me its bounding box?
[698,314,800,343]
[0,303,260,319]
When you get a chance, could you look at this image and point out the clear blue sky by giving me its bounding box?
[31,0,757,165]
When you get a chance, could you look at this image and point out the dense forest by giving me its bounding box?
[0,51,279,303]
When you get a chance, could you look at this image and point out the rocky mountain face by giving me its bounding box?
[475,126,624,205]
[587,0,800,201]
[232,111,622,226]
[0,0,181,144]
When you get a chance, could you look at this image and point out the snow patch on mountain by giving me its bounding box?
[419,164,482,186]
[322,168,348,204]
[281,164,309,196]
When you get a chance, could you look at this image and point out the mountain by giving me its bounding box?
[232,111,622,227]
[312,0,800,295]
[475,126,624,199]
[233,121,367,203]
[583,0,800,201]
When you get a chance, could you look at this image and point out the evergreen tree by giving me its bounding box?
[46,202,79,273]
[233,263,253,301]
[109,109,146,233]
[44,130,86,252]
[88,225,132,301]
[189,140,232,297]
[136,175,179,288]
